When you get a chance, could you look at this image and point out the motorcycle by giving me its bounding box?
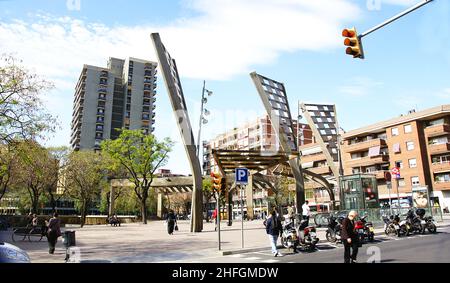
[325,215,343,244]
[406,209,425,234]
[281,218,299,252]
[297,219,319,251]
[355,215,375,243]
[384,214,408,237]
[416,208,437,234]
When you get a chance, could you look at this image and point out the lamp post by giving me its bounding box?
[196,80,213,173]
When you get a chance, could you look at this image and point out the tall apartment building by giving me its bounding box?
[70,57,157,150]
[341,105,450,210]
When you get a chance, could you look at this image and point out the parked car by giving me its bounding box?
[0,242,31,263]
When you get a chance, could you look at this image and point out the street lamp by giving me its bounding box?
[196,80,213,174]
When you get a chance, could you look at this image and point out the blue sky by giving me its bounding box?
[0,0,449,174]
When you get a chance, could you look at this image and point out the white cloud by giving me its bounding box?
[0,0,362,153]
[338,77,383,97]
[436,88,450,99]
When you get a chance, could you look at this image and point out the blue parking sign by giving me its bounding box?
[235,168,249,185]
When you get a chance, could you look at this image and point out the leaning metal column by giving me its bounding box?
[151,33,203,232]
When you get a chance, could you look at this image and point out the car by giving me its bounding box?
[0,242,31,263]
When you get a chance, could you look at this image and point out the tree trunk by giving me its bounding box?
[141,199,147,224]
[106,192,111,217]
[80,200,87,228]
[32,195,39,215]
[49,192,56,213]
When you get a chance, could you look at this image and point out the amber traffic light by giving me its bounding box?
[342,28,364,59]
[211,172,223,192]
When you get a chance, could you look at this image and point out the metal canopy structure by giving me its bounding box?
[250,72,306,209]
[211,149,295,175]
[300,103,340,176]
[151,33,203,232]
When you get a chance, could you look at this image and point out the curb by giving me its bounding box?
[219,224,450,256]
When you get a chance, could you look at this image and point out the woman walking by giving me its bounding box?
[46,212,61,254]
[166,210,177,235]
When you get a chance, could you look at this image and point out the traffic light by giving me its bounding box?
[342,28,364,59]
[211,172,223,192]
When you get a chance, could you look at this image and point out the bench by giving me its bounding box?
[11,226,47,242]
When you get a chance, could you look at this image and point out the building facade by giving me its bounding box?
[341,105,450,211]
[70,57,157,150]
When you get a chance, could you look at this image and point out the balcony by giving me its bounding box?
[425,124,450,138]
[344,138,387,153]
[432,162,450,173]
[433,181,450,191]
[346,155,389,167]
[301,153,327,164]
[308,166,332,175]
[429,143,450,155]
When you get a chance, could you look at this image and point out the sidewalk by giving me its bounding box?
[1,218,448,262]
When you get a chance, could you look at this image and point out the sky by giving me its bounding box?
[0,0,449,175]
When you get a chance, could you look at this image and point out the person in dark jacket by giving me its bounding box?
[166,210,177,235]
[265,210,283,257]
[46,212,61,254]
[341,210,359,263]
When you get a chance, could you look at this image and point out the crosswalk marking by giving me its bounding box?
[261,259,279,263]
[245,257,262,261]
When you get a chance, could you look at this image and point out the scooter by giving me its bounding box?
[297,219,319,252]
[355,215,375,243]
[325,215,343,244]
[281,218,299,252]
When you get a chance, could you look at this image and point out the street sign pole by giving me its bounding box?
[241,185,244,249]
[217,190,221,251]
[387,181,393,216]
[396,177,401,215]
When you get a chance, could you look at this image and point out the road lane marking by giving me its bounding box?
[245,257,262,261]
[261,259,279,263]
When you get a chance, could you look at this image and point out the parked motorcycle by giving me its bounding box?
[281,218,299,252]
[416,208,437,234]
[406,209,425,234]
[297,219,319,251]
[355,215,375,243]
[383,214,408,237]
[325,215,343,244]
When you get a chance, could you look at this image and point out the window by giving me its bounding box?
[409,158,417,168]
[411,176,420,187]
[404,124,412,134]
[406,141,415,151]
[398,178,406,187]
[391,127,399,136]
[395,161,403,169]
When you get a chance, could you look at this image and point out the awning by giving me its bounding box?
[302,161,314,169]
[393,143,401,153]
[368,146,381,157]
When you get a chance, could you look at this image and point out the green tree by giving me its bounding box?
[101,129,173,224]
[13,140,57,214]
[45,147,70,213]
[269,175,294,213]
[0,143,17,202]
[0,55,57,143]
[64,151,106,227]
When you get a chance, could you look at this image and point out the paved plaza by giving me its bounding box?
[1,217,449,263]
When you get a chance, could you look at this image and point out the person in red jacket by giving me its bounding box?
[341,210,359,263]
[212,209,218,231]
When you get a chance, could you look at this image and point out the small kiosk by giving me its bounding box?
[339,174,379,210]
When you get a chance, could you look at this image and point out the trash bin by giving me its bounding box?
[63,230,76,248]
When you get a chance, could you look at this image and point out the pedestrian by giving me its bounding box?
[46,212,61,254]
[266,209,283,257]
[166,210,177,235]
[26,212,33,228]
[31,214,39,233]
[302,201,311,226]
[341,210,359,263]
[212,208,218,231]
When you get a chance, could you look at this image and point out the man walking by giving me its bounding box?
[265,210,283,257]
[341,210,359,263]
[302,201,310,226]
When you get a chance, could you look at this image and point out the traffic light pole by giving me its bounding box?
[360,0,433,39]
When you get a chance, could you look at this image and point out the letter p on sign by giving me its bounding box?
[235,168,248,185]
